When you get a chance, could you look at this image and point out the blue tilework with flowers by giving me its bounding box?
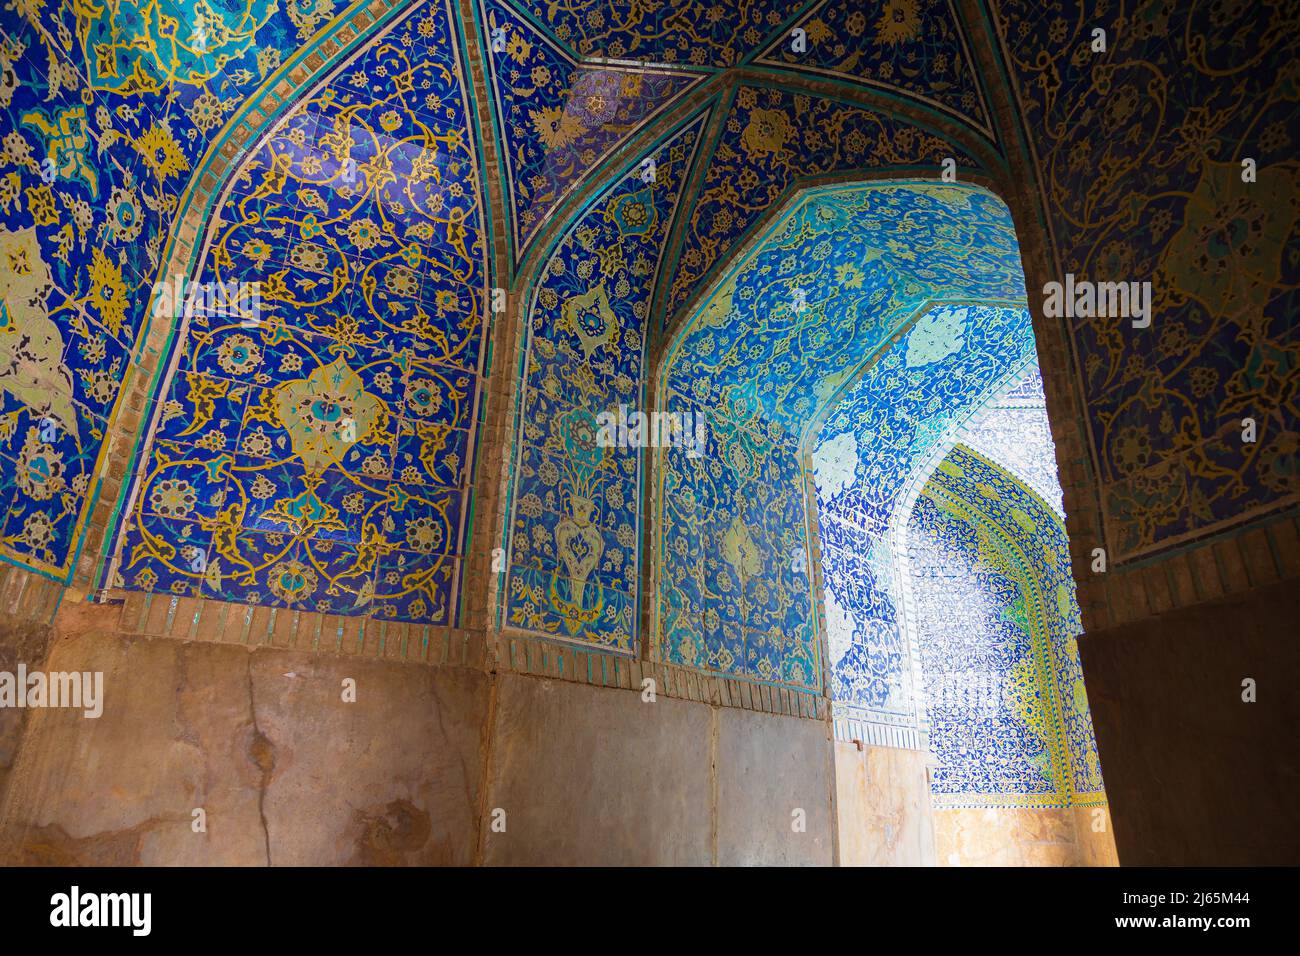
[511,0,805,67]
[0,0,382,580]
[111,1,489,625]
[757,0,992,135]
[814,305,1035,719]
[909,443,1105,807]
[663,83,983,324]
[656,182,1025,692]
[477,0,703,265]
[996,0,1300,557]
[504,111,706,652]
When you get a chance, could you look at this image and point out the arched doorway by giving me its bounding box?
[652,178,1114,864]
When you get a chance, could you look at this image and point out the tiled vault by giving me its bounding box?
[909,436,1104,809]
[0,0,384,581]
[105,0,490,625]
[654,181,1026,692]
[0,0,1291,724]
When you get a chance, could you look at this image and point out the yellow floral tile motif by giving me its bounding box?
[273,358,383,472]
[107,0,489,626]
[504,114,706,652]
[911,445,1104,808]
[0,0,388,580]
[996,0,1300,557]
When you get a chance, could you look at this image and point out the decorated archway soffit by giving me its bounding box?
[651,181,1028,694]
[0,0,1004,590]
[909,443,1104,809]
[814,305,1038,722]
[663,181,1027,443]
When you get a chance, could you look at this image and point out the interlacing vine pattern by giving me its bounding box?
[505,113,705,650]
[114,0,488,624]
[0,0,351,578]
[476,0,703,264]
[995,0,1300,557]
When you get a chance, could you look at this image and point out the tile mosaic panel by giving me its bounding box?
[503,111,707,652]
[909,443,1105,808]
[110,0,489,625]
[477,0,704,265]
[756,0,992,135]
[656,181,1027,693]
[0,0,388,580]
[994,0,1300,557]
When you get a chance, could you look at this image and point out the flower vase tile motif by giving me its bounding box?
[994,0,1300,558]
[477,0,705,266]
[656,182,1027,694]
[756,0,994,138]
[0,0,381,581]
[663,83,985,325]
[504,112,707,653]
[908,444,1105,809]
[111,1,489,627]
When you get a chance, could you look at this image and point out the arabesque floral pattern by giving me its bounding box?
[910,443,1104,808]
[0,0,337,578]
[663,83,982,324]
[111,0,487,624]
[757,0,992,136]
[504,111,705,651]
[476,0,702,265]
[655,181,1025,693]
[996,0,1300,557]
[514,0,801,67]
